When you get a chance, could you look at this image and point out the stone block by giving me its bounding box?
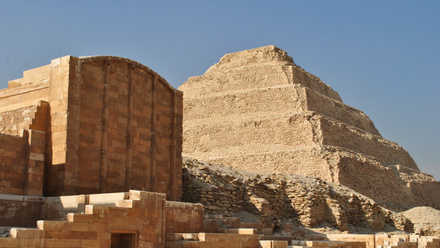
[259,240,288,248]
[81,239,100,247]
[0,238,19,247]
[262,228,274,236]
[223,228,256,234]
[66,213,94,223]
[41,238,82,247]
[37,220,66,231]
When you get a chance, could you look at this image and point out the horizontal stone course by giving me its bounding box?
[179,45,439,210]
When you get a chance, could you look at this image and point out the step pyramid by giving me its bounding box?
[179,45,440,210]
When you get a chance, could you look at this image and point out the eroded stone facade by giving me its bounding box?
[179,45,440,210]
[182,157,413,233]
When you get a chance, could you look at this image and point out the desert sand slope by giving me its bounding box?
[401,207,440,235]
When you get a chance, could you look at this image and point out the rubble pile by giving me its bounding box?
[182,158,413,233]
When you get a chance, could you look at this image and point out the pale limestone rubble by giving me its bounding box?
[179,45,440,210]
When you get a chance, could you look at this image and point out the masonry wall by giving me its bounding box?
[0,128,46,197]
[0,194,44,227]
[0,55,182,200]
[0,105,38,135]
[0,64,50,113]
[319,117,418,170]
[165,201,204,234]
[0,133,27,195]
[326,234,376,248]
[337,156,440,211]
[0,191,169,248]
[45,56,183,200]
[45,56,76,196]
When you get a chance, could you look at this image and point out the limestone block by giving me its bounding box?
[259,240,288,248]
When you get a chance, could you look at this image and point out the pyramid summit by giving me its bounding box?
[179,45,439,210]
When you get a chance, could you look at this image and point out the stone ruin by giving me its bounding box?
[0,56,189,247]
[179,45,440,211]
[0,50,439,247]
[0,55,182,200]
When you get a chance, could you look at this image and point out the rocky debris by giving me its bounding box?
[0,227,10,237]
[401,207,440,236]
[0,105,37,135]
[182,157,413,234]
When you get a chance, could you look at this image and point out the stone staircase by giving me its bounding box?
[1,199,440,248]
[165,214,369,248]
[166,214,282,248]
[0,193,152,247]
[166,232,260,248]
[0,211,104,247]
[376,235,440,248]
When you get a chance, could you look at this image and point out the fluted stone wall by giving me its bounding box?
[0,56,182,200]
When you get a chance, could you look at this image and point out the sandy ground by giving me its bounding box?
[401,206,440,235]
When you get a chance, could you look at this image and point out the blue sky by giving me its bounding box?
[1,1,439,179]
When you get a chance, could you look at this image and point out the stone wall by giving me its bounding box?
[0,194,44,227]
[0,105,37,136]
[0,100,49,135]
[0,191,169,247]
[182,158,413,233]
[51,56,183,200]
[165,201,204,234]
[0,65,50,113]
[0,190,206,247]
[0,56,182,200]
[336,154,440,211]
[0,133,28,195]
[0,129,46,196]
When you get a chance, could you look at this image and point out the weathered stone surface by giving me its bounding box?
[0,190,202,248]
[179,45,440,210]
[401,207,440,236]
[182,157,413,233]
[0,56,182,200]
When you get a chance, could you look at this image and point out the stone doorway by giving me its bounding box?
[111,232,137,248]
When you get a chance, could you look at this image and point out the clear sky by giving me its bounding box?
[1,1,439,179]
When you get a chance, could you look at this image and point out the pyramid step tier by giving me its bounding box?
[184,112,416,171]
[183,84,378,135]
[185,146,439,209]
[182,46,341,102]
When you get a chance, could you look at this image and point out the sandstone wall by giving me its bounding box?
[0,101,49,135]
[0,190,207,247]
[52,56,183,200]
[0,129,46,196]
[0,65,50,113]
[0,56,183,200]
[0,133,28,195]
[0,105,38,135]
[0,194,44,227]
[0,191,169,248]
[165,201,204,234]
